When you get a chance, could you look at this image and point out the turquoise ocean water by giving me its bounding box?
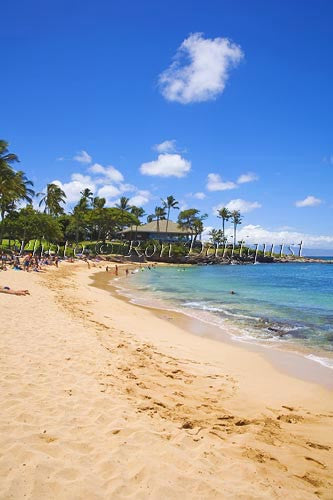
[119,261,333,369]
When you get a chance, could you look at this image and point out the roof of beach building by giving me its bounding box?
[123,220,194,234]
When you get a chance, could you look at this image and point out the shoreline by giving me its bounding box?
[1,261,333,499]
[91,268,333,390]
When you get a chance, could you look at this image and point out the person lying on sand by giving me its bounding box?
[0,286,30,296]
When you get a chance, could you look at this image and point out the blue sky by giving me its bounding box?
[1,0,333,249]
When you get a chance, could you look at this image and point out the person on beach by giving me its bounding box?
[106,266,109,272]
[23,254,31,272]
[115,265,118,276]
[0,286,30,296]
[125,268,129,277]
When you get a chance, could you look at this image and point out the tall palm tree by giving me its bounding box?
[154,206,166,232]
[0,141,34,221]
[217,207,230,238]
[130,206,145,239]
[161,195,179,232]
[230,210,243,254]
[78,188,94,211]
[148,206,167,232]
[38,183,66,216]
[116,196,131,237]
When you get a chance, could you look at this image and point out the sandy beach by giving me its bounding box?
[1,262,332,499]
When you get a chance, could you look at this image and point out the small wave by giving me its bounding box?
[306,354,333,369]
[183,301,260,321]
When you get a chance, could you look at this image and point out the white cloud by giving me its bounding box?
[213,199,261,214]
[129,190,152,206]
[53,174,96,203]
[295,195,322,207]
[237,172,258,184]
[89,163,124,183]
[234,225,333,249]
[207,173,237,191]
[140,153,191,177]
[153,140,177,153]
[202,224,333,249]
[73,150,92,164]
[97,184,121,199]
[159,32,243,104]
[193,192,206,199]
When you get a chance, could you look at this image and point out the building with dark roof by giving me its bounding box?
[122,220,195,241]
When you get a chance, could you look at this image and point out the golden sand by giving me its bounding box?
[0,262,332,499]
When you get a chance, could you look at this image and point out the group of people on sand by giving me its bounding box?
[0,251,61,297]
[0,252,59,272]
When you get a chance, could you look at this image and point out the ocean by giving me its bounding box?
[117,262,333,369]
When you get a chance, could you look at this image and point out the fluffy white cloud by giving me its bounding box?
[153,140,177,153]
[53,174,96,203]
[193,192,206,199]
[159,33,243,104]
[73,150,92,164]
[89,163,124,183]
[207,173,237,191]
[237,172,259,184]
[213,199,261,214]
[140,153,191,177]
[202,224,333,249]
[129,190,152,206]
[295,195,322,207]
[233,225,333,249]
[97,184,121,199]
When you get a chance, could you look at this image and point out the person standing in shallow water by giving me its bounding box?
[125,269,129,277]
[115,265,118,276]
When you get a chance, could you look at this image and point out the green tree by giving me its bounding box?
[1,205,63,250]
[130,206,146,239]
[177,208,207,242]
[38,183,66,216]
[154,206,166,232]
[230,210,243,252]
[116,196,131,237]
[217,207,231,238]
[209,229,224,246]
[161,195,179,232]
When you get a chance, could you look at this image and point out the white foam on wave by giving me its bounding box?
[183,301,260,321]
[305,354,333,369]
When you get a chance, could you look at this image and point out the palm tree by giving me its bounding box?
[0,141,34,221]
[230,210,243,254]
[116,196,131,237]
[161,195,179,232]
[38,183,66,216]
[217,207,231,238]
[131,206,145,239]
[78,188,94,211]
[93,196,106,209]
[154,206,167,232]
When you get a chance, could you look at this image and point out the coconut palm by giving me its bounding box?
[116,196,131,237]
[38,183,66,216]
[154,206,166,232]
[130,206,145,239]
[230,210,243,254]
[161,195,179,232]
[0,141,34,221]
[93,196,106,209]
[217,207,231,238]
